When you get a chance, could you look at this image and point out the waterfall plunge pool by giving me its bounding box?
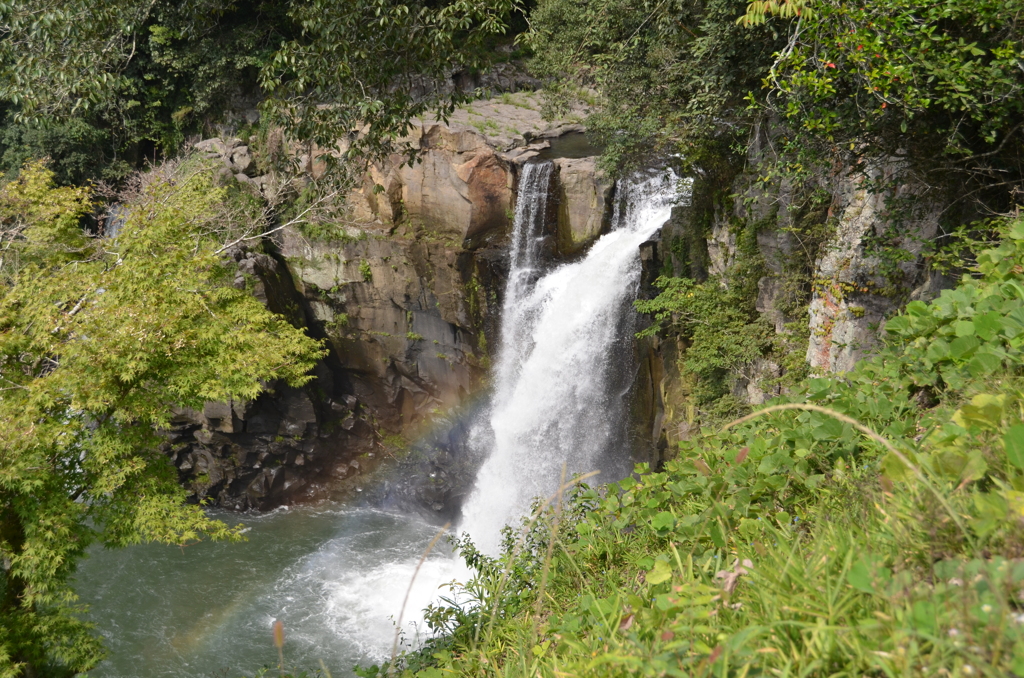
[75,505,470,677]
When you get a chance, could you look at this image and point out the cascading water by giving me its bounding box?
[72,165,681,677]
[494,161,554,392]
[460,167,681,554]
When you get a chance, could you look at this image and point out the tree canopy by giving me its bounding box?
[0,0,518,182]
[527,0,1024,217]
[0,160,323,676]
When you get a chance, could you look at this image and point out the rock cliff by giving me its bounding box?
[168,96,620,510]
[634,150,953,460]
[174,97,949,506]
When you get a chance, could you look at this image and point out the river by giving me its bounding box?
[76,504,468,677]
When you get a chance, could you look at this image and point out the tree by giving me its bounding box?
[524,0,784,174]
[758,0,1024,203]
[527,0,1024,216]
[0,159,324,676]
[0,0,518,179]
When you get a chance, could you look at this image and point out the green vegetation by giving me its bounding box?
[528,0,1022,210]
[0,160,322,675]
[637,277,771,419]
[379,210,1024,678]
[0,0,1020,674]
[390,1,1024,661]
[525,0,782,175]
[0,0,517,182]
[528,0,1024,425]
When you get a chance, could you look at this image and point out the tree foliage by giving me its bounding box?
[0,0,517,181]
[262,0,517,162]
[528,0,1024,214]
[0,160,323,675]
[765,0,1024,175]
[525,0,783,174]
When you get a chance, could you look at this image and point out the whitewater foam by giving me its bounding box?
[459,168,682,554]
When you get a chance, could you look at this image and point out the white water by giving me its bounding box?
[77,505,473,676]
[460,166,681,554]
[75,165,681,676]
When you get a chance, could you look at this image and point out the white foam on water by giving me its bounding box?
[323,554,472,658]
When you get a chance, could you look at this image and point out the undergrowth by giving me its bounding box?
[365,210,1024,677]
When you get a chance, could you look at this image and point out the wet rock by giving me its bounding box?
[553,157,613,255]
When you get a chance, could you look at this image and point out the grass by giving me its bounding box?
[361,212,1024,677]
[468,118,502,136]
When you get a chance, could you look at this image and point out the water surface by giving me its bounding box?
[76,505,468,677]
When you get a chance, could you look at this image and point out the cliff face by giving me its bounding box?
[174,100,952,507]
[168,101,619,510]
[634,151,951,459]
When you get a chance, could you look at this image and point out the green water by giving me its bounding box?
[74,504,469,678]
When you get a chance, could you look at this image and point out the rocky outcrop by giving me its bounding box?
[805,168,941,373]
[553,157,614,255]
[160,249,378,510]
[348,123,514,247]
[172,99,616,511]
[633,155,951,462]
[276,225,496,432]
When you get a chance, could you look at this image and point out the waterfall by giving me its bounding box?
[460,167,681,554]
[74,166,683,676]
[496,161,554,393]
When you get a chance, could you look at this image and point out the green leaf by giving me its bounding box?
[650,511,676,531]
[954,320,975,337]
[847,558,876,594]
[967,350,1002,377]
[953,393,1005,429]
[646,559,673,585]
[884,315,911,333]
[912,601,938,635]
[934,448,987,481]
[1004,424,1024,469]
[709,522,727,548]
[949,335,981,360]
[925,338,951,363]
[811,416,844,441]
[803,474,825,489]
[974,311,1004,340]
[882,451,913,482]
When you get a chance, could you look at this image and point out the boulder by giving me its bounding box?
[553,157,613,255]
[348,122,514,247]
[230,145,255,175]
[194,137,239,157]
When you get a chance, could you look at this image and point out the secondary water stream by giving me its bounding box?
[74,164,680,677]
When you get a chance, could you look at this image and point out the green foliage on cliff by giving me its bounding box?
[636,277,771,414]
[525,0,783,175]
[759,0,1024,160]
[527,0,1024,431]
[378,210,1024,677]
[0,160,323,676]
